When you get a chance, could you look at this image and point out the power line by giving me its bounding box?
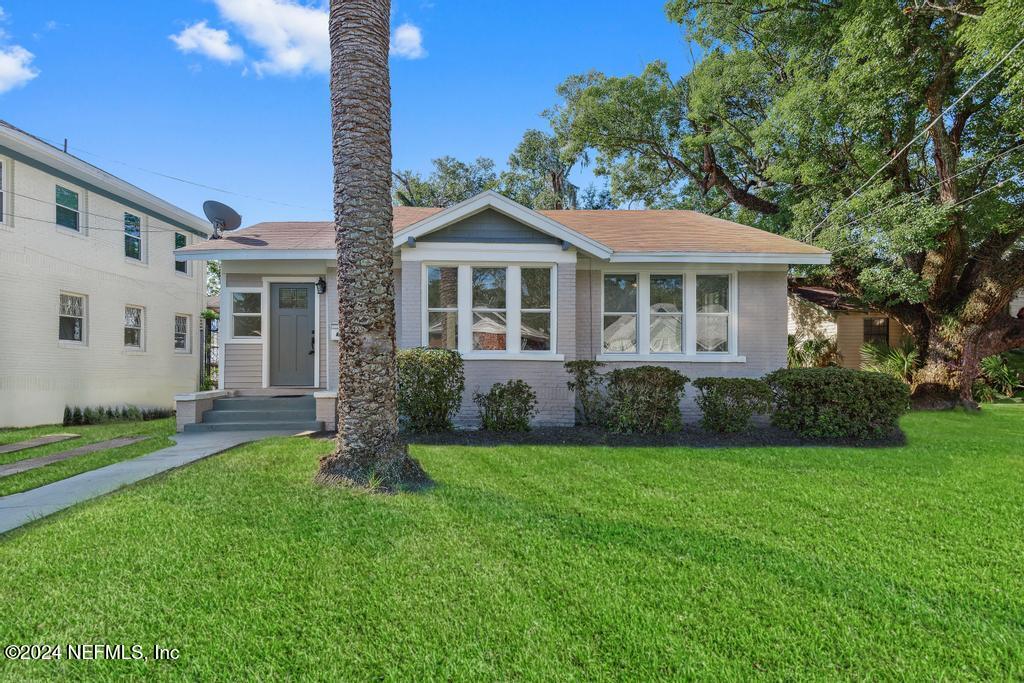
[949,171,1023,209]
[807,34,1024,239]
[3,187,200,234]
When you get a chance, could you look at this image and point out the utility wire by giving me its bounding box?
[807,34,1024,239]
[3,188,201,234]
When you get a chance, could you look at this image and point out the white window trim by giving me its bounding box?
[224,287,263,344]
[597,268,745,363]
[175,232,192,277]
[0,157,9,229]
[55,183,85,235]
[124,304,145,352]
[124,212,146,264]
[174,313,193,354]
[421,262,563,361]
[58,291,88,347]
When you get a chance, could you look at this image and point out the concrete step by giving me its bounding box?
[183,421,323,434]
[212,396,316,411]
[202,409,315,424]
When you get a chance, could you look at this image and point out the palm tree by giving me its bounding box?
[317,0,430,491]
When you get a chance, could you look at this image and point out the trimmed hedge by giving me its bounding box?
[765,367,910,439]
[63,405,174,426]
[474,379,537,432]
[397,348,465,432]
[605,366,689,433]
[692,377,772,433]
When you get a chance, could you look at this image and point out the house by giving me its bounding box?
[173,191,829,431]
[787,283,910,369]
[0,121,211,427]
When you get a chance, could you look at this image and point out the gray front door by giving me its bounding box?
[270,283,316,386]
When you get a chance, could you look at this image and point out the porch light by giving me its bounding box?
[316,277,327,295]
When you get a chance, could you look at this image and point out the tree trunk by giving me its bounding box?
[317,0,430,491]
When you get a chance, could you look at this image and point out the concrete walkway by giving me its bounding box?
[0,430,293,536]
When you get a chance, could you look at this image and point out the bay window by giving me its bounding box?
[602,274,637,353]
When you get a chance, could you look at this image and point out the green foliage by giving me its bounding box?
[474,380,538,432]
[564,360,607,426]
[392,156,498,207]
[605,366,689,433]
[766,368,910,439]
[397,348,466,432]
[692,377,772,433]
[860,340,921,384]
[788,335,843,368]
[63,405,173,426]
[499,129,580,210]
[975,354,1023,401]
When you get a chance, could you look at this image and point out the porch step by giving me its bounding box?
[212,396,316,411]
[183,421,323,434]
[202,409,314,424]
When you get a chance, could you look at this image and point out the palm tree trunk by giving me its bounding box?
[317,0,430,491]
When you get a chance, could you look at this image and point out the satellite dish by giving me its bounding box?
[203,200,242,239]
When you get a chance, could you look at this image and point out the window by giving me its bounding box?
[124,306,143,349]
[426,266,458,349]
[650,275,683,354]
[231,292,262,338]
[863,317,889,347]
[56,185,80,231]
[696,275,730,353]
[0,160,5,223]
[124,213,142,260]
[520,267,552,351]
[603,274,638,353]
[175,233,188,274]
[472,267,507,351]
[59,293,86,343]
[174,314,191,353]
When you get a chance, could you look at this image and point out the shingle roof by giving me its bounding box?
[178,205,825,258]
[788,283,867,312]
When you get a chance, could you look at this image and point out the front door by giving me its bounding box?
[270,283,316,386]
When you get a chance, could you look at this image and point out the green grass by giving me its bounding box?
[1,407,1022,680]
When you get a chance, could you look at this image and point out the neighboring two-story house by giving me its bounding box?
[0,121,211,427]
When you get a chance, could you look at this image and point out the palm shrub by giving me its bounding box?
[974,354,1023,400]
[564,360,607,426]
[692,377,772,433]
[860,340,920,384]
[397,348,465,431]
[788,335,843,368]
[766,367,910,439]
[605,366,688,433]
[474,380,537,432]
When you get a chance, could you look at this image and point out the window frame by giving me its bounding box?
[863,317,890,348]
[123,304,145,351]
[598,269,742,362]
[425,265,460,351]
[471,266,509,352]
[695,273,733,355]
[124,212,144,262]
[0,158,7,227]
[649,273,685,355]
[601,272,640,355]
[174,232,190,275]
[55,184,82,233]
[58,291,87,346]
[225,287,263,343]
[519,266,554,353]
[420,262,561,360]
[174,314,192,354]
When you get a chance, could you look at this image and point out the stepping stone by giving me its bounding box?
[0,434,79,456]
[0,437,146,478]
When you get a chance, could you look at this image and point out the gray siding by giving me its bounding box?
[225,274,263,288]
[417,209,559,244]
[223,344,262,388]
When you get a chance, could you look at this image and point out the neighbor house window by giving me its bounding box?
[520,267,552,351]
[59,293,86,343]
[55,185,80,231]
[175,233,188,274]
[863,317,889,347]
[696,275,730,353]
[426,266,458,349]
[603,274,638,353]
[472,267,507,351]
[650,275,683,354]
[124,306,143,349]
[174,314,191,353]
[124,213,142,260]
[231,292,262,338]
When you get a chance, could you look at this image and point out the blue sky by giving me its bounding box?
[0,1,693,223]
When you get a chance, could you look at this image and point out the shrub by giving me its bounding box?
[605,366,689,433]
[63,406,72,427]
[788,335,843,368]
[564,360,607,426]
[692,377,772,433]
[397,348,466,432]
[71,407,83,425]
[765,367,910,439]
[474,379,537,432]
[861,340,920,384]
[61,405,174,426]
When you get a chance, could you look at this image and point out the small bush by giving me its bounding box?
[765,367,910,439]
[692,377,772,433]
[605,366,689,433]
[474,379,537,432]
[63,406,73,426]
[564,360,607,426]
[61,405,174,426]
[397,348,466,432]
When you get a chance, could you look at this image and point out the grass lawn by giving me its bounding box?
[0,419,175,497]
[1,407,1022,679]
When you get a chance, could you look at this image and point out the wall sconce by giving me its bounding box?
[316,277,327,295]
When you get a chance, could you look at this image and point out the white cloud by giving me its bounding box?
[0,45,37,93]
[170,20,244,63]
[175,0,426,75]
[390,22,425,59]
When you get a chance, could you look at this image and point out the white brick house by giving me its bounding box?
[0,121,211,427]
[175,191,829,430]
